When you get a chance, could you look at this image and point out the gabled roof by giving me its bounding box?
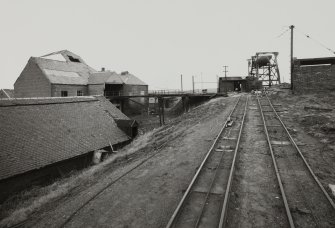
[88,71,123,84]
[31,50,96,85]
[0,96,130,181]
[89,71,147,85]
[0,89,14,98]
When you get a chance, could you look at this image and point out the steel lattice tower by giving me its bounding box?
[248,52,281,87]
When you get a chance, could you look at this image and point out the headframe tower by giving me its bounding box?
[248,52,280,87]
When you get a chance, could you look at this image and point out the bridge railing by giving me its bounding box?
[104,89,214,97]
[148,89,208,95]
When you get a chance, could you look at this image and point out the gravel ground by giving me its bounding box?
[268,88,335,200]
[226,96,287,228]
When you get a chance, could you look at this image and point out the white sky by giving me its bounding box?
[1,0,335,90]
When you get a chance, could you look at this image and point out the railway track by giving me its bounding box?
[167,93,335,228]
[166,95,248,228]
[256,95,335,228]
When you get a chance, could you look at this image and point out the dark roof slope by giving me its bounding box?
[0,97,129,180]
[220,76,245,81]
[295,57,335,66]
[95,96,130,120]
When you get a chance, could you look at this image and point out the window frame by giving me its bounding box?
[61,91,68,97]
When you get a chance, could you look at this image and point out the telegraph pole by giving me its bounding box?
[192,75,195,93]
[223,66,228,79]
[180,74,183,92]
[290,25,294,91]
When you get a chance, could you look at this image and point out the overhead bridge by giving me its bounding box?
[104,90,225,126]
[104,90,220,99]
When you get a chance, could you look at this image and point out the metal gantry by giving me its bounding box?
[248,52,281,87]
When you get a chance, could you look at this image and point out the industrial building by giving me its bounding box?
[14,50,148,114]
[14,50,96,98]
[293,57,335,93]
[0,96,134,201]
[89,70,148,115]
[218,77,245,93]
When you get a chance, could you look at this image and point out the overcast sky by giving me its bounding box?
[1,0,334,90]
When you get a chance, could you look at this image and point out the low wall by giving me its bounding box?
[293,63,335,93]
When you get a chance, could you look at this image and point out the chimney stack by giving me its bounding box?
[101,67,105,72]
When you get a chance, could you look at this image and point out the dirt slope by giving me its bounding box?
[4,96,237,228]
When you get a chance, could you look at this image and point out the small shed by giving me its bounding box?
[218,77,246,93]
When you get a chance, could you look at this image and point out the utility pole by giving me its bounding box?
[192,75,195,93]
[290,25,294,91]
[180,74,183,92]
[223,66,228,78]
[223,66,228,94]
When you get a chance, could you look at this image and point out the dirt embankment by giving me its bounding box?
[0,96,237,228]
[269,88,335,199]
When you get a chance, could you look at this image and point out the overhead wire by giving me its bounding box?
[295,27,335,55]
[276,27,290,39]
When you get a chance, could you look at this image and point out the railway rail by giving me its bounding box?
[256,95,335,228]
[167,93,335,228]
[166,95,248,228]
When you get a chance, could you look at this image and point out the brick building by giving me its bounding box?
[0,96,133,201]
[14,50,148,114]
[293,57,335,93]
[89,71,148,115]
[14,50,96,98]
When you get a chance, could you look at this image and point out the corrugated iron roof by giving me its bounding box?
[89,72,147,85]
[0,97,130,181]
[32,50,96,85]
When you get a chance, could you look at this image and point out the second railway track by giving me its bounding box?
[167,93,335,228]
[256,95,335,228]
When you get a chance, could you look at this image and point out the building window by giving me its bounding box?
[77,90,83,96]
[61,91,68,97]
[68,55,81,63]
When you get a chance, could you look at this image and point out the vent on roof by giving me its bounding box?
[68,55,81,63]
[121,71,129,75]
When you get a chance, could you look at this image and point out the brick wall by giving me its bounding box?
[88,84,105,95]
[14,59,51,98]
[51,84,88,97]
[293,63,335,93]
